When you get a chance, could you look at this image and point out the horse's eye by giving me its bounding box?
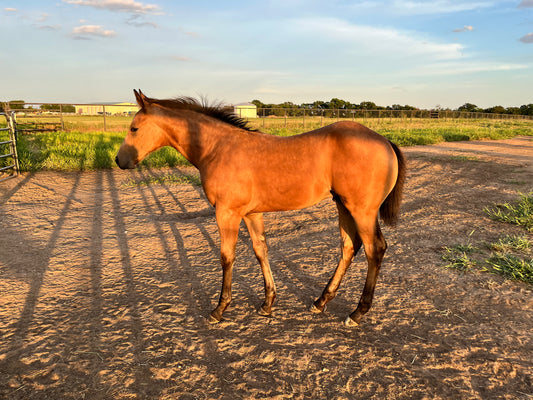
[131,127,138,133]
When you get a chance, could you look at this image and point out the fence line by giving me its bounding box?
[254,107,533,121]
[1,102,532,132]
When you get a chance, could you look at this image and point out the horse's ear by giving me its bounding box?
[134,89,147,110]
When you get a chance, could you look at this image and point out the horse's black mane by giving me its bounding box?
[146,96,257,132]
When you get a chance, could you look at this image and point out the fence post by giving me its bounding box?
[321,109,324,127]
[302,109,305,129]
[60,104,65,131]
[103,105,107,131]
[9,112,20,174]
[262,108,265,128]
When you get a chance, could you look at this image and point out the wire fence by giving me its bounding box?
[253,108,533,130]
[2,102,532,133]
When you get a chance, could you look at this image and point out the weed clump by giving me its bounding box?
[484,192,533,232]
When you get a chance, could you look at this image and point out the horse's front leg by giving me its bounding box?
[208,209,241,324]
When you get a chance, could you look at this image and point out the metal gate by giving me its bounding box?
[0,112,20,182]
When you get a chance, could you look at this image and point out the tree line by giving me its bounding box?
[252,98,533,116]
[1,102,75,113]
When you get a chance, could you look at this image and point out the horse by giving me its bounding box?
[116,89,406,326]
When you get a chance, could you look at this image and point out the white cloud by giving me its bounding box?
[453,25,474,33]
[126,14,157,28]
[520,33,533,43]
[38,25,61,31]
[3,8,18,12]
[414,61,528,76]
[63,0,162,15]
[71,25,117,38]
[179,28,200,38]
[391,0,495,15]
[293,17,463,61]
[36,13,49,22]
[518,0,533,8]
[170,56,191,62]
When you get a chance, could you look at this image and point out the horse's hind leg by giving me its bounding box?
[244,213,276,316]
[311,201,362,313]
[345,215,387,326]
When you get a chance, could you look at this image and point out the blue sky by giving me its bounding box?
[1,0,532,109]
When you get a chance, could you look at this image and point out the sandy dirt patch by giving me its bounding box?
[1,136,532,399]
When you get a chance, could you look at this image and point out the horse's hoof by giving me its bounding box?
[258,306,271,317]
[343,316,359,327]
[310,304,324,314]
[207,314,220,324]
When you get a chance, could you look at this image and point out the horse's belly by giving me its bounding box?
[250,182,331,213]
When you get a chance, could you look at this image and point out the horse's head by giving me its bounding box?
[115,89,168,169]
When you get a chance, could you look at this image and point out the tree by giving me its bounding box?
[311,100,327,109]
[389,104,417,111]
[519,104,533,116]
[484,105,506,114]
[458,103,481,112]
[8,100,25,110]
[251,100,265,109]
[505,107,521,115]
[40,104,60,111]
[328,98,348,109]
[358,101,377,110]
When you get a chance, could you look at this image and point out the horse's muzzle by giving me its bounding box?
[114,155,125,169]
[115,155,134,170]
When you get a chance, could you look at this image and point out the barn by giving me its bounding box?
[75,102,139,115]
[233,102,257,118]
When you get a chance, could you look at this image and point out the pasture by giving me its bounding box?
[0,135,532,399]
[0,114,532,173]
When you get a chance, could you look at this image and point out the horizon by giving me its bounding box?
[3,98,532,111]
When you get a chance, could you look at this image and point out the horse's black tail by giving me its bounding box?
[380,141,406,226]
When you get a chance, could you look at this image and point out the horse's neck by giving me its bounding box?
[164,114,235,168]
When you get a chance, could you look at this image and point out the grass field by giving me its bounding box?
[0,115,532,172]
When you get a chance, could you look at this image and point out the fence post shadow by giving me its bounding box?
[0,173,82,371]
[105,169,160,397]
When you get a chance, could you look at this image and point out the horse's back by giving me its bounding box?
[306,120,390,144]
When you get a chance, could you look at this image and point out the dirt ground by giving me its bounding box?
[1,137,532,399]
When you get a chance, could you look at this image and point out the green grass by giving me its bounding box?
[442,194,533,284]
[484,192,533,232]
[250,117,533,146]
[486,254,533,284]
[489,234,531,252]
[1,115,532,172]
[442,234,533,284]
[485,234,532,284]
[12,130,189,172]
[442,243,478,273]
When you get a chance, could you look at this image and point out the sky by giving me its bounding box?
[1,0,533,109]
